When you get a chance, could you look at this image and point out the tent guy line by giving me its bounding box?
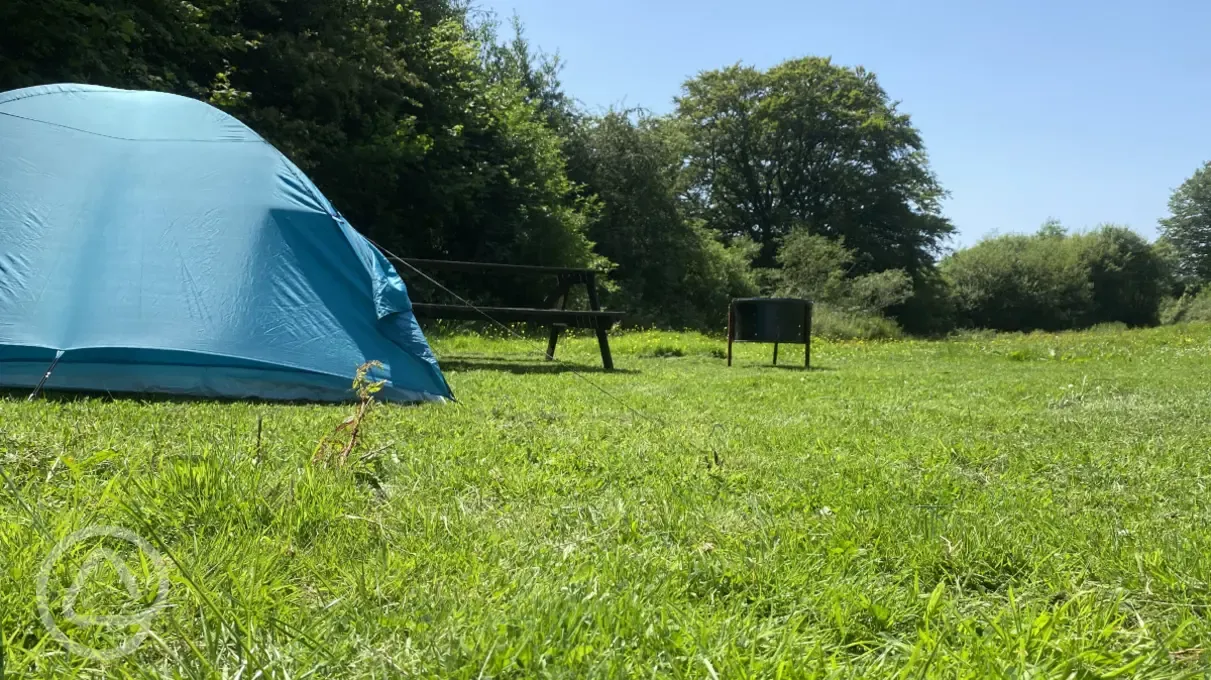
[371,237,669,431]
[384,244,735,468]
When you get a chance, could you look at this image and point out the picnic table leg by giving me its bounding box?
[727,303,735,366]
[773,342,779,365]
[585,274,614,371]
[545,279,571,361]
[596,323,614,370]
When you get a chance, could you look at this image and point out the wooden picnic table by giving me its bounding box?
[389,257,624,370]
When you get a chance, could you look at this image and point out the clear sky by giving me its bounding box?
[477,0,1211,249]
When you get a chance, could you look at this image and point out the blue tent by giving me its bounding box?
[0,84,451,403]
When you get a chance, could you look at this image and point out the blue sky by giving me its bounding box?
[478,0,1211,249]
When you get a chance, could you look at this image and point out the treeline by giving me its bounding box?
[4,0,1210,336]
[940,161,1211,334]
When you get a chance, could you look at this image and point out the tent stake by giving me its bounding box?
[28,351,64,401]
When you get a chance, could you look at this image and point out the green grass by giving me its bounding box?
[4,325,1211,677]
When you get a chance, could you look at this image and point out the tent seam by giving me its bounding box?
[0,110,269,144]
[0,84,111,107]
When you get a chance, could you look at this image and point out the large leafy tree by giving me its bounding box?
[575,111,756,327]
[479,21,758,326]
[1,0,599,307]
[479,15,578,141]
[1159,161,1211,286]
[209,2,596,273]
[675,57,953,274]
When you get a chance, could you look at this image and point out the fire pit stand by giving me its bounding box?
[726,298,813,368]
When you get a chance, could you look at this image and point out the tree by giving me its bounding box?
[0,0,233,95]
[1037,218,1067,239]
[1159,162,1211,285]
[206,1,601,307]
[479,14,578,140]
[674,57,953,274]
[1151,237,1192,296]
[576,110,756,328]
[1,0,601,307]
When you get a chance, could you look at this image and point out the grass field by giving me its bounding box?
[3,324,1211,678]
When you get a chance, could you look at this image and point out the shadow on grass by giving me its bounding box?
[0,387,430,407]
[2,362,637,405]
[439,357,640,376]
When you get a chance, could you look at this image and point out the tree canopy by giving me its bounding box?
[2,3,1188,335]
[675,57,953,273]
[573,111,756,328]
[1159,161,1211,287]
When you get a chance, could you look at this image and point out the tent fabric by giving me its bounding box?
[0,83,451,403]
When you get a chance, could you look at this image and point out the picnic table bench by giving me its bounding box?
[389,257,624,370]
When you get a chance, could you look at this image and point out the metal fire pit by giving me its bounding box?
[727,298,813,367]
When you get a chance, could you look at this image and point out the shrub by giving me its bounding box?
[775,230,913,317]
[1074,225,1165,327]
[940,223,1165,332]
[940,232,1092,332]
[849,269,914,314]
[775,231,853,303]
[887,268,957,336]
[1161,286,1211,324]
